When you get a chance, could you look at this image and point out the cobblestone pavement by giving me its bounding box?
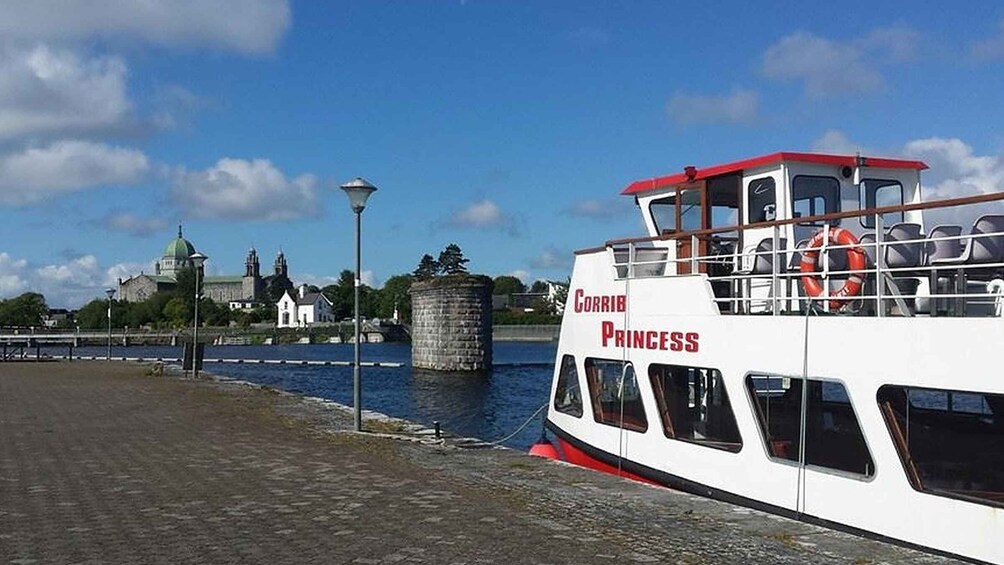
[0,362,961,565]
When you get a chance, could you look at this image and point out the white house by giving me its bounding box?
[277,285,334,328]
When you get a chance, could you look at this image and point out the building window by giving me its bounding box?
[792,175,840,225]
[584,358,647,432]
[747,375,874,477]
[860,179,904,228]
[650,364,742,452]
[553,355,583,417]
[877,385,1004,508]
[281,312,289,326]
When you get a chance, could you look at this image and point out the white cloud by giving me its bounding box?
[507,270,530,283]
[566,198,635,220]
[666,89,758,125]
[451,199,502,227]
[170,158,320,221]
[904,137,1004,228]
[811,130,868,154]
[972,18,1004,60]
[0,252,137,308]
[443,199,519,235]
[763,28,918,97]
[100,213,169,237]
[0,253,29,295]
[0,0,291,55]
[902,137,1004,199]
[810,131,1003,227]
[0,45,133,141]
[529,247,572,271]
[0,140,150,205]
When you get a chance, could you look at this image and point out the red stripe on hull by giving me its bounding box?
[555,437,661,486]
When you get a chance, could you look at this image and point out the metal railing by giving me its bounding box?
[604,201,1004,318]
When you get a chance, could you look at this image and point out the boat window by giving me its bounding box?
[792,176,840,226]
[650,364,742,452]
[877,385,1004,508]
[708,175,740,230]
[860,179,904,228]
[649,195,677,234]
[584,358,648,432]
[747,375,875,477]
[553,354,583,417]
[679,188,703,232]
[747,177,776,223]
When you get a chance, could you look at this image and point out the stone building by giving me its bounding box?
[118,226,293,307]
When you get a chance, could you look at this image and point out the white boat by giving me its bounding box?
[540,152,1004,564]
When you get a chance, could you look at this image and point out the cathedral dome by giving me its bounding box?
[164,226,197,260]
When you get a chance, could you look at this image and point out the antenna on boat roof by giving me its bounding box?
[852,152,865,185]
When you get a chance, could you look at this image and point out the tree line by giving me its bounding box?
[11,243,567,330]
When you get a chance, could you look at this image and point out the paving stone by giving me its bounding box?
[0,361,963,564]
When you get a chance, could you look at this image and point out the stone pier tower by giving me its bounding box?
[410,274,492,372]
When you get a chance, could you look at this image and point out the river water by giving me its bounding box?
[75,342,557,450]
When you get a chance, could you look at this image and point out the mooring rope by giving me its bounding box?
[485,402,548,446]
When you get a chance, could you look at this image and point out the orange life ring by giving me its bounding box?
[799,227,866,310]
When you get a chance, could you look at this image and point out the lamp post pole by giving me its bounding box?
[105,288,115,360]
[190,252,208,378]
[340,178,377,432]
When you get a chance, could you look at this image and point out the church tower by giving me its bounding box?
[274,250,288,277]
[245,247,260,278]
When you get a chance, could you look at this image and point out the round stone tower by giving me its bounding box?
[410,274,493,373]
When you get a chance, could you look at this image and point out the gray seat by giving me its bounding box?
[932,215,1004,277]
[633,247,667,277]
[734,237,788,313]
[930,215,1004,315]
[883,223,925,271]
[925,224,964,264]
[737,237,788,275]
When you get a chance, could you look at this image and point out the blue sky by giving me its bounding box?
[2,1,1004,307]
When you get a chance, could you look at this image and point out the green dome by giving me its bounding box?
[164,226,197,259]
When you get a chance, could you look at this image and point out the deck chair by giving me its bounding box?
[734,237,787,313]
[924,225,963,316]
[931,215,1004,315]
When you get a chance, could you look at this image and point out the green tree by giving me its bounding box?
[492,275,526,298]
[529,280,550,294]
[322,270,355,320]
[0,292,48,327]
[437,243,469,275]
[174,267,198,310]
[75,298,107,330]
[413,254,439,280]
[162,296,190,328]
[125,300,156,329]
[374,274,413,322]
[200,299,231,327]
[321,270,376,320]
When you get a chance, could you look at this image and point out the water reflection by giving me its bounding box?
[411,369,493,439]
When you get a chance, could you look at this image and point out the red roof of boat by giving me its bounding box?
[621,152,929,195]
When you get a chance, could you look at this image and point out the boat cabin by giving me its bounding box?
[608,151,1004,317]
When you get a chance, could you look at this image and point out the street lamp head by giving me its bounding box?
[340,177,377,213]
[105,287,116,300]
[190,252,208,268]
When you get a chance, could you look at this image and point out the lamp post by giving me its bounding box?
[105,288,115,360]
[340,177,377,432]
[190,252,208,377]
